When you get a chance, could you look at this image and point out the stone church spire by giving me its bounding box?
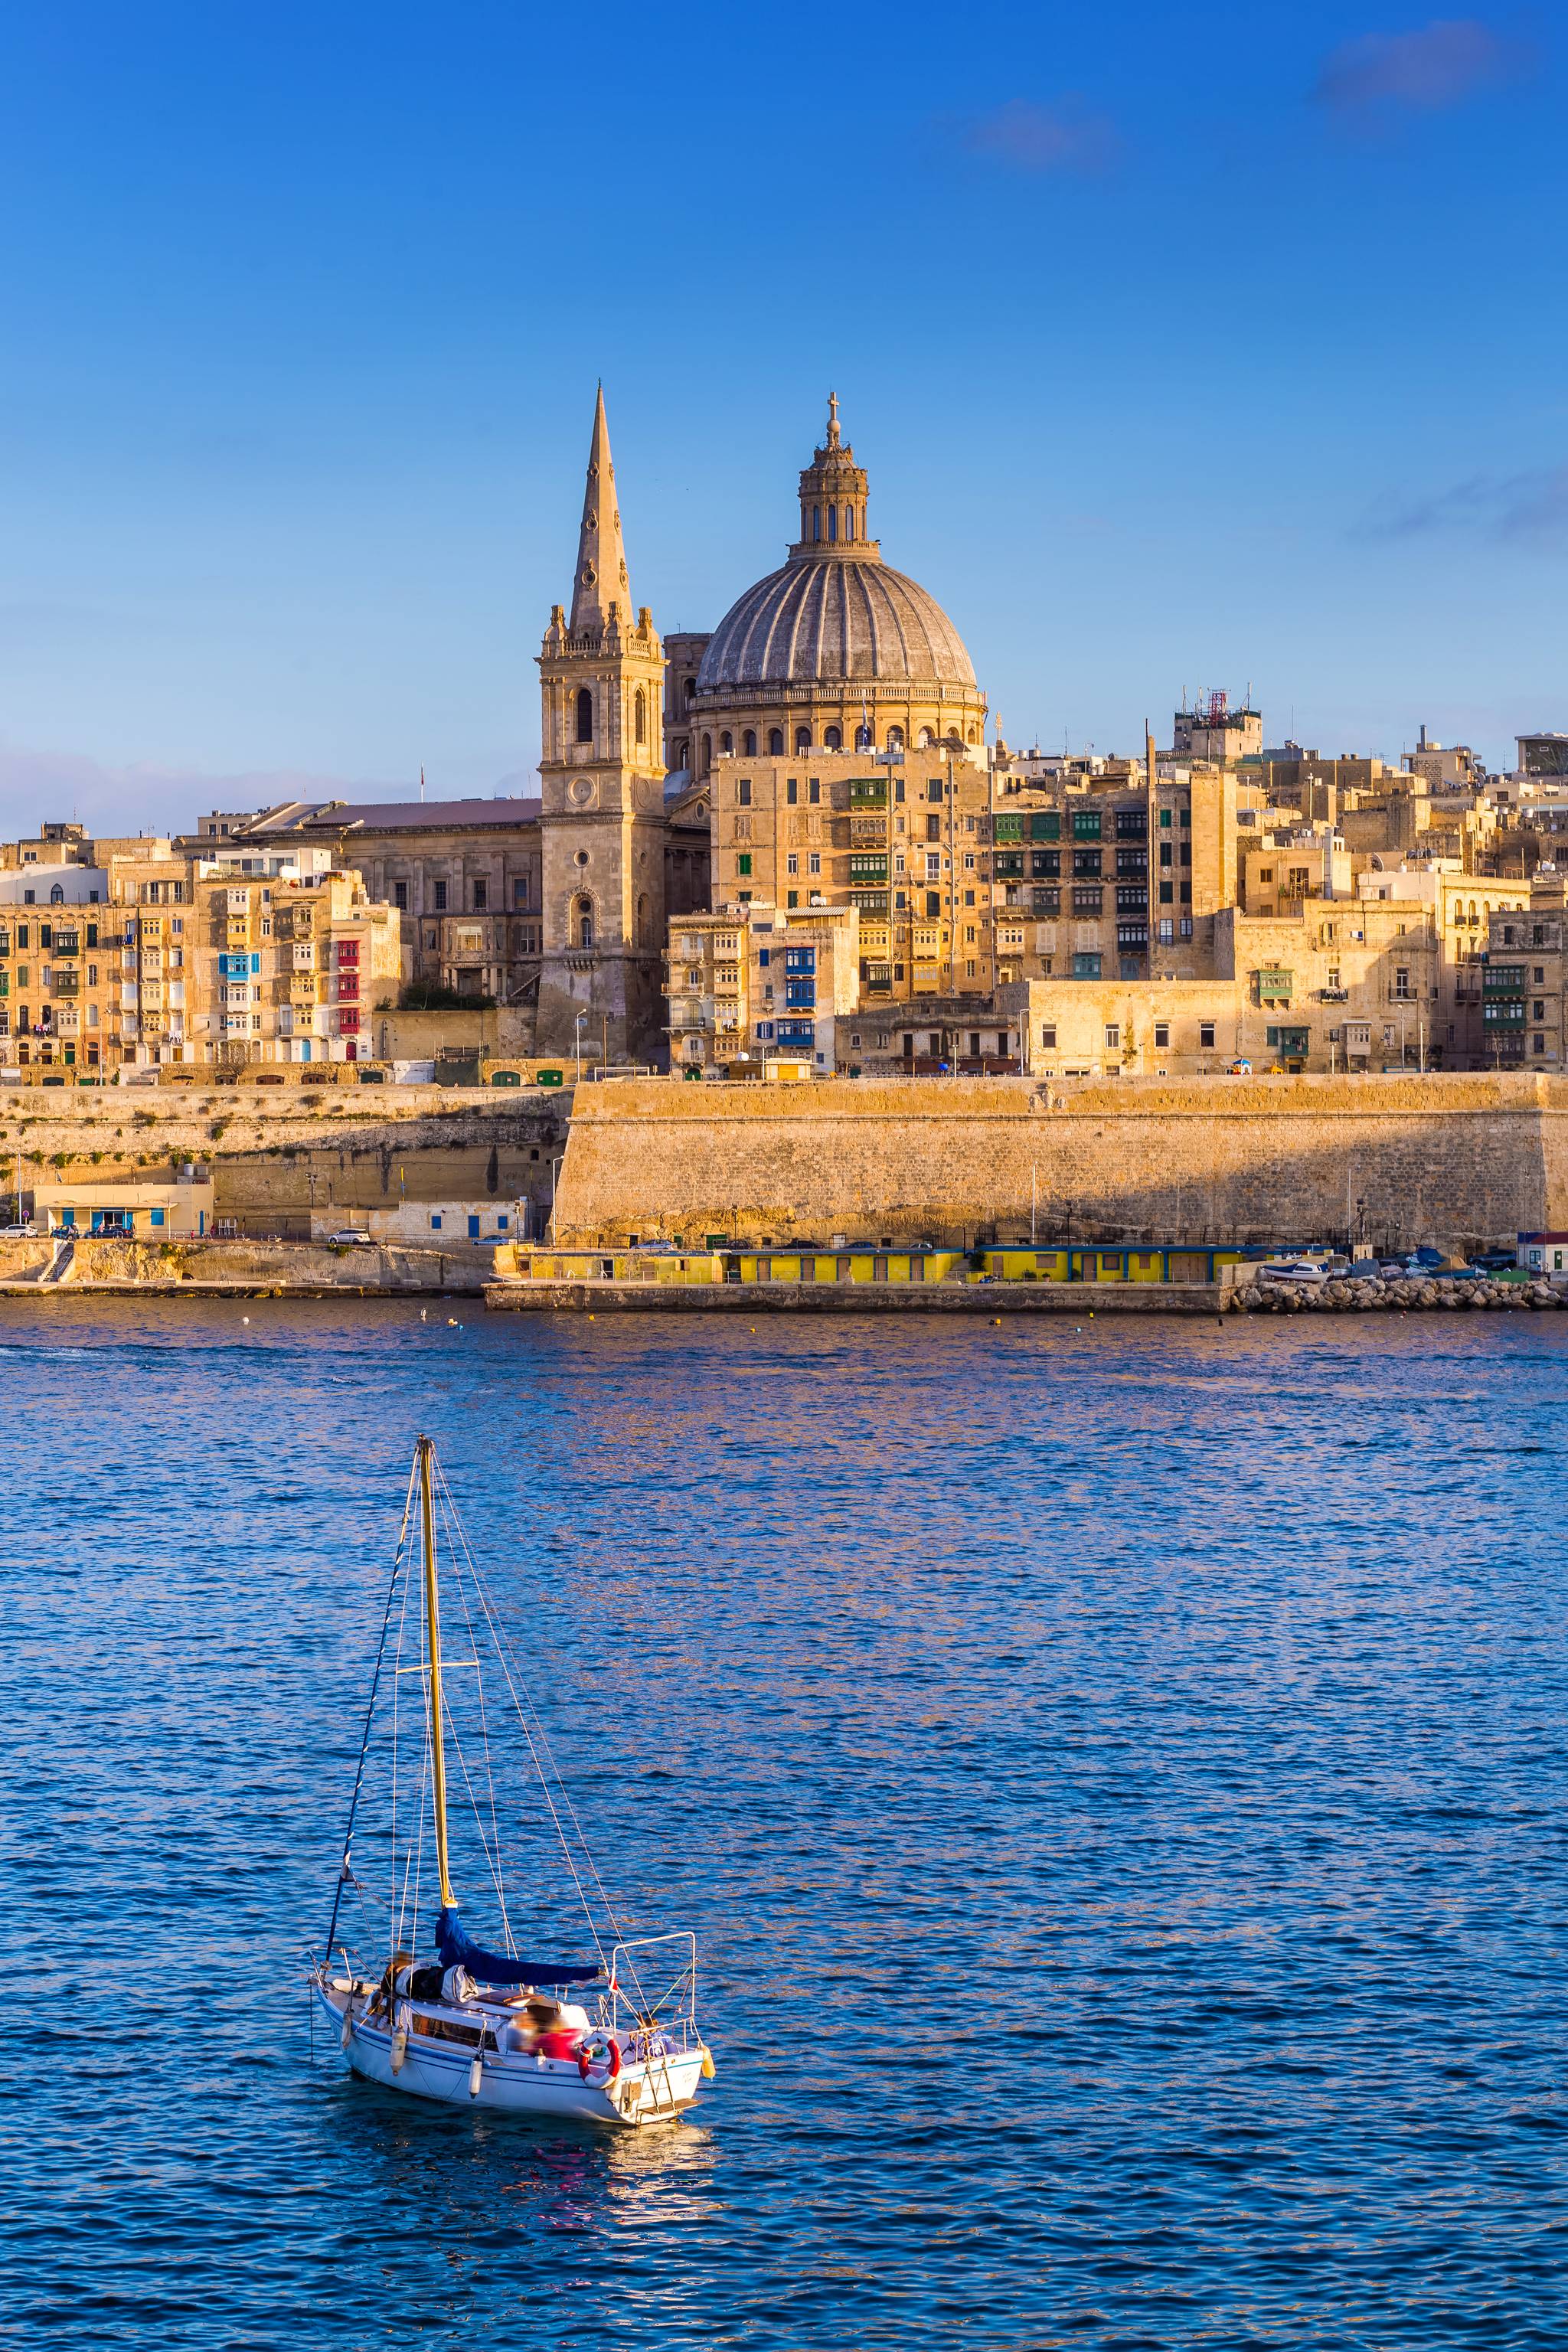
[570,384,631,635]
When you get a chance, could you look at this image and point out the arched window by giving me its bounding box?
[743,729,756,756]
[918,727,935,748]
[812,506,821,542]
[795,727,810,753]
[887,726,904,753]
[576,897,595,950]
[575,687,593,744]
[844,508,854,542]
[825,726,841,750]
[768,728,784,756]
[967,727,978,743]
[636,893,650,949]
[701,733,712,775]
[720,731,733,754]
[683,675,696,710]
[828,505,838,543]
[634,688,647,744]
[676,738,689,771]
[50,884,64,903]
[855,724,871,749]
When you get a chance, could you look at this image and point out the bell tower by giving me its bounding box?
[537,387,668,1062]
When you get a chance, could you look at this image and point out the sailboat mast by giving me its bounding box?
[418,1435,455,1907]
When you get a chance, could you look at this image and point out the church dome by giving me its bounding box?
[697,556,976,694]
[694,400,978,700]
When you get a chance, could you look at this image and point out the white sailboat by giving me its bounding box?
[312,1436,712,2128]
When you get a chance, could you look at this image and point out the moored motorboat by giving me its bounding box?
[310,1436,712,2128]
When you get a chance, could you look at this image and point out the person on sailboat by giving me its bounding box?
[371,1951,413,2020]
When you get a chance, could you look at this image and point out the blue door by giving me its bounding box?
[467,1214,481,1238]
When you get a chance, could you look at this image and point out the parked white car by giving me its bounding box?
[325,1228,374,1248]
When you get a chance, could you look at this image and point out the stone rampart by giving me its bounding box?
[0,1083,569,1232]
[551,1073,1568,1253]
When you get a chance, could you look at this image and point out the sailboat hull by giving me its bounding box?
[315,1985,704,2128]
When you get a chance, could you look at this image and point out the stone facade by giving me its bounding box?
[1482,872,1568,1070]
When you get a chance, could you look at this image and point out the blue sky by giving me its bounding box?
[0,1,1563,831]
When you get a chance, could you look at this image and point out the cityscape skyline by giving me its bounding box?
[2,2,1565,831]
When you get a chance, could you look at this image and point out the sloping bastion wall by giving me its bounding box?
[551,1074,1568,1253]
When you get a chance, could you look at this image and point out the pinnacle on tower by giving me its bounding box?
[570,384,631,635]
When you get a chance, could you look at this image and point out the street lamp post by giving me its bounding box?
[574,1010,587,1082]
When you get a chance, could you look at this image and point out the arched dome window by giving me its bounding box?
[720,730,733,754]
[825,726,841,750]
[634,688,647,744]
[701,733,712,775]
[828,506,838,543]
[812,506,821,542]
[575,688,593,744]
[844,508,854,542]
[967,727,978,743]
[675,738,688,770]
[795,727,810,753]
[575,896,595,949]
[743,729,757,756]
[769,729,784,756]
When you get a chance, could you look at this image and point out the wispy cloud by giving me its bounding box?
[1362,465,1568,545]
[1314,18,1526,117]
[940,96,1121,175]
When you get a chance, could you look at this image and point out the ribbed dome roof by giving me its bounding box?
[697,554,977,694]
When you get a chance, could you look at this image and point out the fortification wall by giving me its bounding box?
[0,1084,570,1230]
[552,1073,1568,1253]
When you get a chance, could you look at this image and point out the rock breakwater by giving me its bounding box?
[1235,1274,1563,1315]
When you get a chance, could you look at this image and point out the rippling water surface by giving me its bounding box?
[5,1298,1568,2348]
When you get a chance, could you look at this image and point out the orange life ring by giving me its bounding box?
[577,2035,622,2085]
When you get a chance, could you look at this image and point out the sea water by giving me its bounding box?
[5,1300,1566,2349]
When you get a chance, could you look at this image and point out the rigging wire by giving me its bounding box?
[323,1453,419,1959]
[432,1453,622,1922]
[431,1455,626,1957]
[442,1681,514,1926]
[387,1485,417,1961]
[436,1483,514,1950]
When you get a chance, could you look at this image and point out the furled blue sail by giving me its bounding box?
[435,1905,605,1988]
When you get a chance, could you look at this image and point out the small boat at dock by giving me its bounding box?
[311,1436,711,2128]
